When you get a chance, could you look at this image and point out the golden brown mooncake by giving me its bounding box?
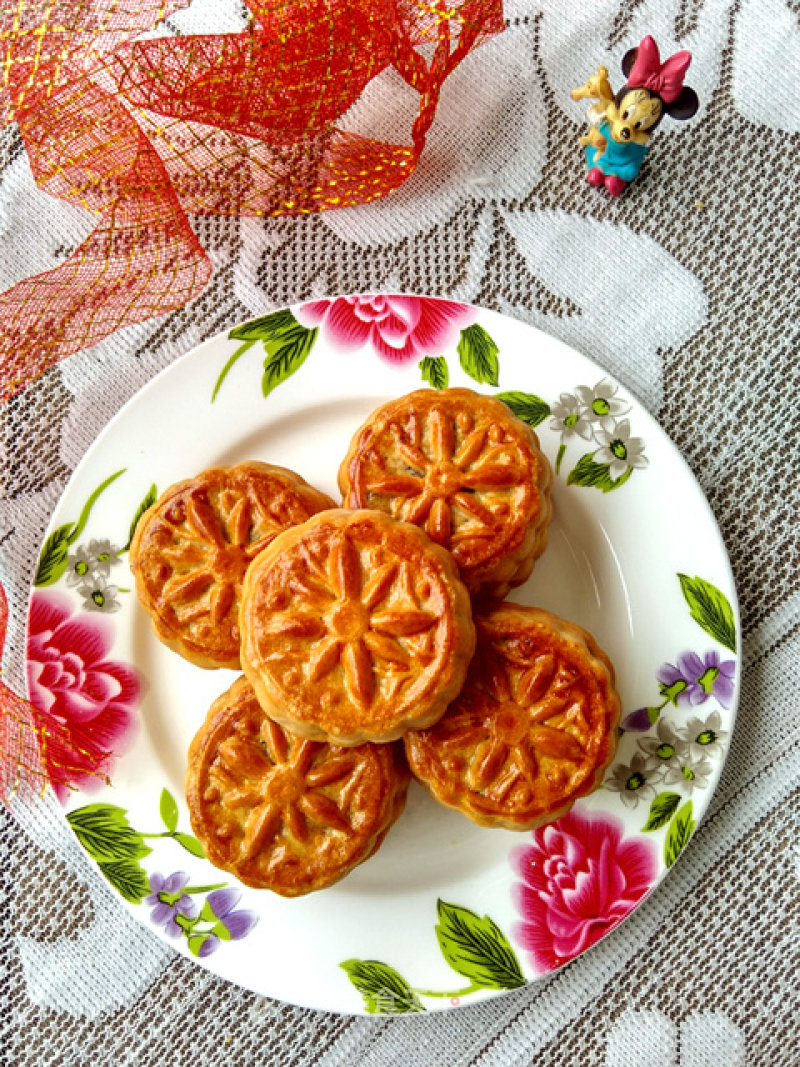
[404,603,620,830]
[129,461,335,670]
[338,388,553,600]
[239,508,476,745]
[186,676,410,895]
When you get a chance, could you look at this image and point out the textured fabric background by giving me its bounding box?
[3,1,799,1064]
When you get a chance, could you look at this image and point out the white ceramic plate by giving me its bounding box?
[27,296,739,1015]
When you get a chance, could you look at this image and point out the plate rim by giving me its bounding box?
[25,293,741,1015]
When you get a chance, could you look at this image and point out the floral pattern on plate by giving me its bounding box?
[28,471,158,798]
[67,788,258,957]
[213,296,648,493]
[341,899,525,1014]
[512,809,658,973]
[28,298,740,1013]
[27,590,140,802]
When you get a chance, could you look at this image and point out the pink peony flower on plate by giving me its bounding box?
[512,808,658,973]
[26,590,141,803]
[295,294,477,364]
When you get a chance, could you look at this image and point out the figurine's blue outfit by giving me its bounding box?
[584,120,648,182]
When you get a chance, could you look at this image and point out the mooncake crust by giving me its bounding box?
[239,508,476,745]
[338,388,553,599]
[129,461,335,669]
[186,676,410,895]
[404,603,620,830]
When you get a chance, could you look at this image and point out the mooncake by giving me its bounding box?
[186,676,410,895]
[338,388,553,599]
[239,508,476,745]
[404,603,620,830]
[129,461,335,669]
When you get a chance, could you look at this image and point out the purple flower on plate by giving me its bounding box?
[145,871,198,938]
[658,650,736,709]
[621,706,660,732]
[193,888,260,956]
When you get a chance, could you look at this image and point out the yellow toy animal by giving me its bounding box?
[571,66,614,158]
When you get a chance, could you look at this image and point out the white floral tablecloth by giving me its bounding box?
[3,1,799,1064]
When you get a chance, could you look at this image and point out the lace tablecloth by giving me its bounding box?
[4,2,799,1064]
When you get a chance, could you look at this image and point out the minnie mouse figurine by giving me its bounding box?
[571,36,699,196]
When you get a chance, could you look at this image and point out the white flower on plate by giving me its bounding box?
[639,721,689,767]
[661,754,714,794]
[593,419,649,481]
[680,711,729,760]
[549,392,593,443]
[604,752,658,808]
[67,539,121,585]
[575,378,630,433]
[77,577,122,614]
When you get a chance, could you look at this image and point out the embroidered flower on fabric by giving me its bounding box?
[605,1009,745,1066]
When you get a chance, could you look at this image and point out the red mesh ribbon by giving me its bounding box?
[0,1,503,803]
[0,0,504,403]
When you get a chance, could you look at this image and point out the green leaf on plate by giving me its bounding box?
[434,899,525,990]
[35,468,127,583]
[677,574,737,653]
[97,859,150,904]
[159,788,179,833]
[641,791,682,832]
[67,804,151,863]
[457,324,500,386]
[174,832,206,859]
[34,523,74,586]
[229,309,297,342]
[69,469,127,543]
[200,900,217,923]
[123,483,157,551]
[496,390,551,429]
[566,453,633,492]
[419,355,449,390]
[261,324,319,399]
[664,800,696,867]
[215,312,315,401]
[212,340,256,401]
[339,959,424,1014]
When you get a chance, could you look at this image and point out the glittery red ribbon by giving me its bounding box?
[0,0,503,404]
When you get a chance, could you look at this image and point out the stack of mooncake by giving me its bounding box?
[130,389,621,896]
